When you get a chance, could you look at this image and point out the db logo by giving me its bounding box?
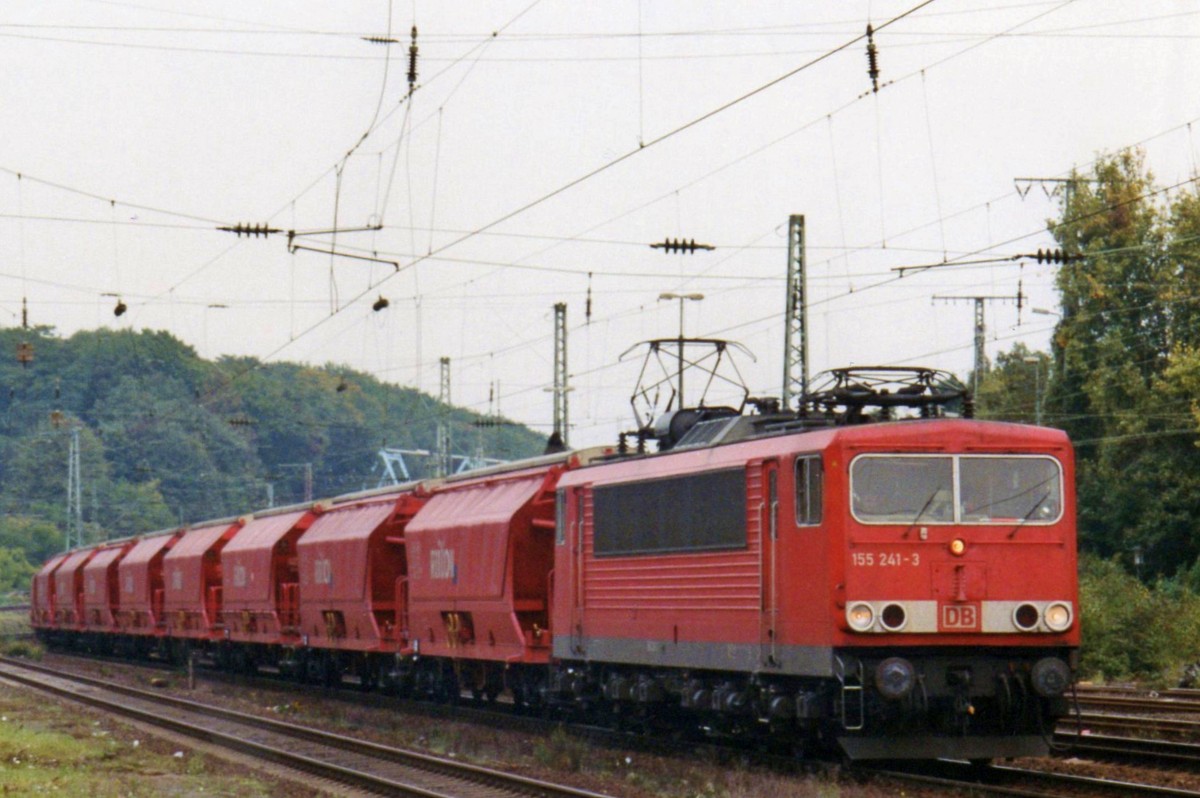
[940,603,980,631]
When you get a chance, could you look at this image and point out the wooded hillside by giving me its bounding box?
[0,327,547,588]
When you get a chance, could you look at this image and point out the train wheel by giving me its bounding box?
[321,652,339,688]
[442,675,460,704]
[359,657,378,692]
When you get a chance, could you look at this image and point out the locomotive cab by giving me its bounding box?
[832,429,1078,759]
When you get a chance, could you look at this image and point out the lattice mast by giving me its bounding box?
[551,302,570,447]
[782,214,809,411]
[436,356,451,477]
[933,292,1024,396]
[65,427,83,550]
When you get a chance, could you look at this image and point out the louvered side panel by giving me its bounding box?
[583,466,761,611]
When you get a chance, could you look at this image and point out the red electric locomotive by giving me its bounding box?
[547,367,1077,759]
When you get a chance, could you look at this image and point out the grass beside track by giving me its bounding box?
[0,684,297,796]
[0,608,29,637]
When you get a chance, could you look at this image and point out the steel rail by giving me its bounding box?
[1055,729,1200,763]
[1077,695,1200,714]
[1062,711,1200,737]
[0,656,612,798]
[24,652,1200,797]
[868,760,1200,798]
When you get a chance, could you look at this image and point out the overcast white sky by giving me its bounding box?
[0,1,1197,448]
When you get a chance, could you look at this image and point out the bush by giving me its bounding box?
[1078,553,1200,683]
[532,726,585,772]
[0,638,43,660]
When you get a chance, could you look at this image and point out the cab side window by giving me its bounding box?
[795,455,823,526]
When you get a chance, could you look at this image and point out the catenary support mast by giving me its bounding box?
[782,214,809,411]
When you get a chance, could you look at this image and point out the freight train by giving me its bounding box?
[30,366,1078,761]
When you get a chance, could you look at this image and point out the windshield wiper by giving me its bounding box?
[1007,491,1051,539]
[903,490,940,538]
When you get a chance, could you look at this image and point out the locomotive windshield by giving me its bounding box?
[851,454,1062,525]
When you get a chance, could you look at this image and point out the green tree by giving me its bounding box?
[0,327,547,570]
[93,375,261,523]
[974,343,1048,423]
[1078,554,1200,681]
[0,546,35,594]
[1035,149,1200,575]
[0,516,62,564]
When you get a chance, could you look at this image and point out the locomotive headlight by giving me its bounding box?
[1013,603,1040,631]
[847,602,875,632]
[1044,602,1073,632]
[875,657,916,700]
[880,603,907,631]
[949,538,966,556]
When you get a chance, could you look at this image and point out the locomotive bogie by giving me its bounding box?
[544,660,835,746]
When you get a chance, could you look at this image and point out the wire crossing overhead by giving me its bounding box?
[650,237,715,254]
[892,248,1087,276]
[217,221,402,271]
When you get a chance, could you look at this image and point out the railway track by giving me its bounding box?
[0,656,613,798]
[1053,685,1200,761]
[1076,694,1200,714]
[874,760,1200,798]
[27,650,1200,796]
[1064,711,1200,739]
[1055,728,1200,764]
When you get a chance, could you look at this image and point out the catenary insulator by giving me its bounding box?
[866,24,880,93]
